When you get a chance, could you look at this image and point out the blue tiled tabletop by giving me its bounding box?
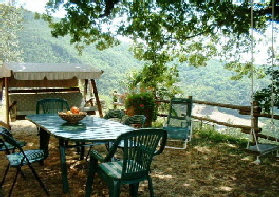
[26,114,133,141]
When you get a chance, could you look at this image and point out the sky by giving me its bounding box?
[14,0,66,17]
[18,0,49,13]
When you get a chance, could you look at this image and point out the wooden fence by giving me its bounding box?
[156,99,279,142]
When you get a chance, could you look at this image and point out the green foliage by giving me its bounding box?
[1,4,24,62]
[17,11,144,96]
[224,62,266,80]
[125,92,155,116]
[178,60,270,105]
[195,128,248,147]
[14,11,272,111]
[122,60,182,100]
[152,117,165,128]
[254,68,279,113]
[40,1,277,88]
[40,2,120,54]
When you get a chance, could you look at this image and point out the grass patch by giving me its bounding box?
[194,128,248,148]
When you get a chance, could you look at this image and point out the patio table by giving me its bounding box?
[26,114,134,194]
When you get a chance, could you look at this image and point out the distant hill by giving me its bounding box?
[178,61,269,106]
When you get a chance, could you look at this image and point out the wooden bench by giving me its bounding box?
[8,92,97,120]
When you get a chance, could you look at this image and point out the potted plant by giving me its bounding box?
[125,92,156,127]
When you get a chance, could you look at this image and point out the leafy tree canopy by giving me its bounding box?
[35,0,278,97]
[40,1,278,58]
[1,4,24,63]
[254,67,279,113]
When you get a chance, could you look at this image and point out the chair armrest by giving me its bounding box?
[154,145,165,156]
[155,130,167,155]
[89,150,105,162]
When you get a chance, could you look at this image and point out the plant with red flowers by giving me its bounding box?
[125,92,156,126]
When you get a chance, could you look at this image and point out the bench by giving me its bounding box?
[9,92,97,120]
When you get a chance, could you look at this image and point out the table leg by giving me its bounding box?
[79,142,85,160]
[39,128,50,165]
[59,139,69,193]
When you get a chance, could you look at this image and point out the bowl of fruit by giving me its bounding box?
[58,106,87,124]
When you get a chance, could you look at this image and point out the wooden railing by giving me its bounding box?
[156,99,279,142]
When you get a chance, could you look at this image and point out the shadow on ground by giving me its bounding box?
[1,120,279,197]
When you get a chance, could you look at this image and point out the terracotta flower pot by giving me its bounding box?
[126,106,135,117]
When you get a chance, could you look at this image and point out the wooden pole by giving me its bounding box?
[191,115,252,131]
[4,77,10,127]
[90,79,103,117]
[193,99,251,110]
[84,79,88,100]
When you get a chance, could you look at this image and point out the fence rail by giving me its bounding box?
[156,99,279,142]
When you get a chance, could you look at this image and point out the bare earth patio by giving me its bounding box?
[1,120,279,197]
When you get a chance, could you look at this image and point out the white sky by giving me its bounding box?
[19,0,49,13]
[13,0,66,17]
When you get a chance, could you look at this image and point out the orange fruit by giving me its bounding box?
[70,106,80,114]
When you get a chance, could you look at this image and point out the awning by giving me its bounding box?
[0,62,104,80]
[1,62,104,125]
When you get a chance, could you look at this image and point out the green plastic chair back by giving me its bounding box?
[0,127,49,197]
[103,110,125,121]
[86,110,126,158]
[123,115,146,128]
[163,97,193,149]
[85,128,167,197]
[0,126,26,154]
[36,98,70,114]
[117,115,147,149]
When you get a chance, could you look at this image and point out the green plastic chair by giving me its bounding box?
[85,110,126,159]
[85,128,167,197]
[163,97,193,149]
[0,121,26,155]
[36,98,70,114]
[0,123,27,188]
[0,135,26,155]
[0,126,49,197]
[104,110,125,121]
[117,115,147,150]
[122,115,146,128]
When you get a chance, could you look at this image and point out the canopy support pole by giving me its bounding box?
[4,77,10,127]
[84,79,88,102]
[90,79,103,118]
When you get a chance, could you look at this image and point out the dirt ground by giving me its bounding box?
[1,120,279,197]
